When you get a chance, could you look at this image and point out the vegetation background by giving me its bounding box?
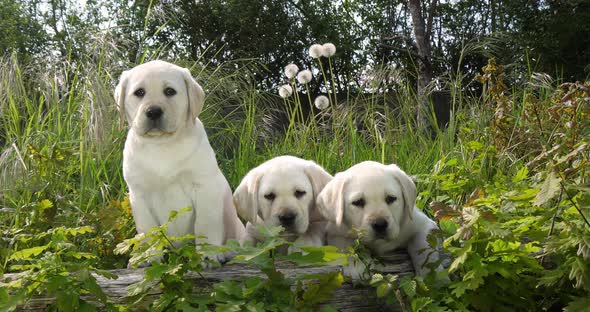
[0,0,589,311]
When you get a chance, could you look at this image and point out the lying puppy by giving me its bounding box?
[115,60,246,263]
[233,156,332,248]
[317,161,442,278]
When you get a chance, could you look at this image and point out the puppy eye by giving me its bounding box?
[352,198,365,208]
[164,87,176,97]
[264,193,276,201]
[134,88,145,97]
[294,190,306,199]
[385,195,397,205]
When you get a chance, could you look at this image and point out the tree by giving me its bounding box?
[407,0,438,126]
[0,0,47,60]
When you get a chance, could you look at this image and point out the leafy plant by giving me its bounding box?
[0,226,118,311]
[114,210,348,311]
[370,60,590,311]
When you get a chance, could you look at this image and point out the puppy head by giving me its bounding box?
[233,156,332,235]
[114,60,204,137]
[317,161,416,243]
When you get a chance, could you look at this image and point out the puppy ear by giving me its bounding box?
[304,162,333,222]
[114,70,130,127]
[316,174,346,225]
[388,164,417,224]
[233,169,263,223]
[181,68,205,123]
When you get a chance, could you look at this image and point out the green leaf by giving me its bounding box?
[449,243,472,272]
[0,288,26,312]
[319,306,338,312]
[38,199,54,211]
[512,166,529,183]
[564,296,590,312]
[60,226,94,237]
[57,289,79,311]
[168,206,193,222]
[215,303,242,312]
[445,158,459,167]
[567,256,590,290]
[144,262,173,281]
[78,301,98,312]
[439,219,459,235]
[285,245,346,266]
[242,302,265,312]
[301,271,344,305]
[538,267,566,287]
[254,225,284,239]
[411,297,433,311]
[369,273,384,286]
[64,251,96,260]
[534,171,562,206]
[214,280,243,299]
[9,244,49,260]
[466,140,484,151]
[399,276,417,298]
[93,269,119,280]
[376,282,392,298]
[507,188,539,201]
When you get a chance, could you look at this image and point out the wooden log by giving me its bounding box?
[6,252,413,311]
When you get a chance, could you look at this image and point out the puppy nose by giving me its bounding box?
[278,212,297,226]
[371,218,388,233]
[145,106,163,120]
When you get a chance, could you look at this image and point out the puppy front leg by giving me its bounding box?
[343,256,372,282]
[326,233,371,282]
[128,192,162,267]
[292,221,327,248]
[129,192,160,234]
[242,222,259,245]
[194,191,225,245]
[407,228,443,277]
[194,182,226,264]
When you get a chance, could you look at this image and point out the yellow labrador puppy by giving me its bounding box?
[115,60,246,262]
[233,156,332,248]
[317,161,441,278]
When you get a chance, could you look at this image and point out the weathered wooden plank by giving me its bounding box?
[6,252,413,311]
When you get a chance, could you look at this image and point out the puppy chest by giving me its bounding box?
[124,157,200,188]
[144,182,196,215]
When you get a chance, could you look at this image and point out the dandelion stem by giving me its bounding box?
[316,59,335,130]
[328,57,338,106]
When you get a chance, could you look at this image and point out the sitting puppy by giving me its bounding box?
[233,156,332,248]
[115,60,246,263]
[317,161,442,278]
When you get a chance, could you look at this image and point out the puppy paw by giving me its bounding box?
[342,259,369,283]
[201,251,236,268]
[287,244,304,255]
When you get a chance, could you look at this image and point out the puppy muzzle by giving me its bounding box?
[371,218,389,238]
[278,211,297,228]
[139,106,174,136]
[145,106,163,120]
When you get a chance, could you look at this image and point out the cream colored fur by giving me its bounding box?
[233,156,332,249]
[317,161,442,279]
[115,60,246,263]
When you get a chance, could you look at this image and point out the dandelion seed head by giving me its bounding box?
[297,69,312,84]
[284,64,299,79]
[322,43,336,57]
[278,84,293,98]
[314,95,329,110]
[309,44,323,59]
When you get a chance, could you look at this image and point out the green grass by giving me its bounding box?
[1,45,588,311]
[0,50,461,265]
